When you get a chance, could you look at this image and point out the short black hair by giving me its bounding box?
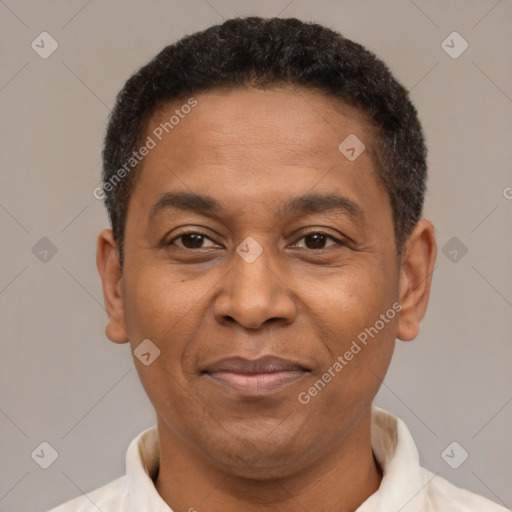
[102,16,427,266]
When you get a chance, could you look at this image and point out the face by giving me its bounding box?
[98,86,434,479]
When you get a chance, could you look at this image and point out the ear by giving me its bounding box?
[96,229,129,344]
[396,219,437,341]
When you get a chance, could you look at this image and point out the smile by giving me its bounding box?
[202,356,310,396]
[205,370,307,395]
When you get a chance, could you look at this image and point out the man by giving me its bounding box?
[49,16,507,512]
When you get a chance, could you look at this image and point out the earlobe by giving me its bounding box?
[96,229,129,344]
[396,219,437,342]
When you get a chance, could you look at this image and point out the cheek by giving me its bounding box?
[122,267,203,416]
[303,260,397,397]
[124,264,194,336]
[122,267,198,383]
[313,259,396,337]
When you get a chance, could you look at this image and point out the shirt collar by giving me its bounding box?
[120,423,171,511]
[119,406,432,511]
[357,406,432,511]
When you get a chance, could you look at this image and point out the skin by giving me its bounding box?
[97,86,437,512]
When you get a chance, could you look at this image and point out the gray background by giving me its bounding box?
[0,1,511,511]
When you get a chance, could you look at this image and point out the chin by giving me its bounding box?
[202,435,309,480]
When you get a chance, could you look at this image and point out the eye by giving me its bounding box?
[291,232,346,250]
[167,231,219,249]
[166,230,347,251]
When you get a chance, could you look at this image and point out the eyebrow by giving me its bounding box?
[149,191,364,223]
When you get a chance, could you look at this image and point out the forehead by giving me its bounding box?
[147,86,376,170]
[128,86,391,234]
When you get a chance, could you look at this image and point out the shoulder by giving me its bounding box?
[45,475,124,512]
[422,468,509,512]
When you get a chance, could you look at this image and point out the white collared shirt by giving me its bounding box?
[46,407,508,511]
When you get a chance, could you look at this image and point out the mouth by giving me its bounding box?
[202,356,310,396]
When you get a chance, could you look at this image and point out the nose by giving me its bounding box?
[212,241,297,330]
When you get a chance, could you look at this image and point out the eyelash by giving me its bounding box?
[166,230,347,250]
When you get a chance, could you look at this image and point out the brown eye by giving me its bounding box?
[167,231,218,249]
[181,233,206,248]
[304,233,329,249]
[293,232,345,250]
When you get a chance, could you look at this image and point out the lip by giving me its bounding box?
[203,356,310,396]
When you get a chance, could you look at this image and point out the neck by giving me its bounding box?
[155,408,382,512]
